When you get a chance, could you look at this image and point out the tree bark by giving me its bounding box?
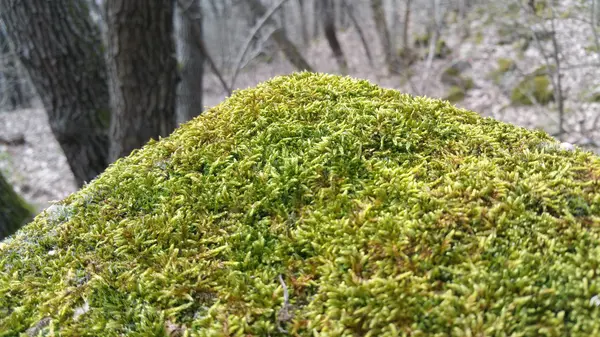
[246,0,313,72]
[0,172,32,240]
[322,0,348,74]
[105,0,178,161]
[175,0,205,124]
[370,0,399,74]
[0,0,111,186]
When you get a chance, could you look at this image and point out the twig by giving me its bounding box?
[239,28,278,71]
[277,274,292,334]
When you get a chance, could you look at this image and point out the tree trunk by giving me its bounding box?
[297,0,310,46]
[0,172,32,240]
[322,0,348,74]
[403,0,412,50]
[175,0,205,124]
[246,0,313,72]
[312,0,321,39]
[0,0,111,187]
[0,24,30,111]
[370,0,399,74]
[105,0,178,161]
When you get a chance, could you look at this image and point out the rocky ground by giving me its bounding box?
[1,1,599,213]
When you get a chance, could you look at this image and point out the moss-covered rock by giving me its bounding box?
[511,74,555,105]
[3,73,600,336]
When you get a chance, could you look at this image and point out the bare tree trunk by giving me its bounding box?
[322,0,348,74]
[313,0,321,39]
[549,12,565,137]
[370,0,399,74]
[0,0,111,187]
[0,172,32,240]
[342,0,373,67]
[297,0,310,45]
[175,0,205,124]
[105,0,178,161]
[279,1,288,37]
[246,0,313,71]
[336,0,349,29]
[403,0,412,50]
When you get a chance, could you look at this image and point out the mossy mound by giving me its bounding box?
[3,73,600,336]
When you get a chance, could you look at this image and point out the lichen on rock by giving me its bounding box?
[2,72,600,336]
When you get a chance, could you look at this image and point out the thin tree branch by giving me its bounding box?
[341,0,373,67]
[230,0,292,90]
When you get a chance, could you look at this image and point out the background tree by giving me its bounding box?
[245,0,313,72]
[0,0,111,186]
[175,0,205,125]
[322,0,348,74]
[0,172,32,240]
[0,22,31,111]
[105,0,178,161]
[370,0,399,74]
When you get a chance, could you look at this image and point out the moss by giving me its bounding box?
[435,39,451,58]
[489,58,516,84]
[414,32,430,48]
[3,73,600,335]
[396,48,418,67]
[585,44,599,53]
[474,31,484,45]
[511,75,554,105]
[532,64,557,76]
[441,64,473,92]
[497,58,516,73]
[444,85,466,102]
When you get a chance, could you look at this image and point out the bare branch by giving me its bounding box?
[277,274,292,334]
[230,0,292,90]
[341,0,373,67]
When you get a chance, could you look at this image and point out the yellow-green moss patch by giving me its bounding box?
[511,74,554,105]
[3,73,600,336]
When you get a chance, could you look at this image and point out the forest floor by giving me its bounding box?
[1,2,599,213]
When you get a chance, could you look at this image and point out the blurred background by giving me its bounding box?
[0,0,599,217]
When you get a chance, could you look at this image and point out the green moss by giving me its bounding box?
[414,32,430,48]
[489,58,516,84]
[588,92,600,102]
[585,44,599,53]
[444,85,466,102]
[474,31,484,45]
[441,65,473,92]
[511,75,554,105]
[435,39,451,58]
[96,108,111,129]
[532,64,557,76]
[497,58,516,73]
[3,73,600,336]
